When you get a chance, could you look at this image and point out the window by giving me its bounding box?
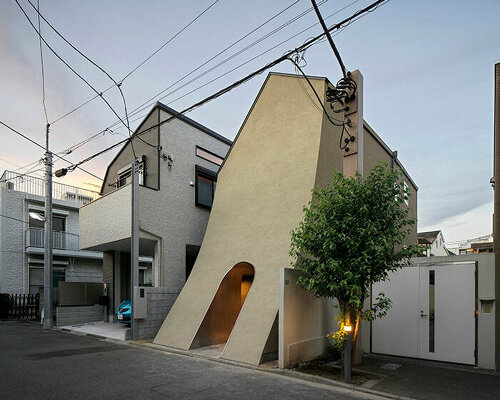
[116,158,145,189]
[195,165,217,208]
[28,212,65,232]
[196,146,224,166]
[403,181,409,206]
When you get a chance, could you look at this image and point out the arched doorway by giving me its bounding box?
[190,262,254,350]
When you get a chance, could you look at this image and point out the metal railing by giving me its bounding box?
[0,170,100,205]
[26,228,79,251]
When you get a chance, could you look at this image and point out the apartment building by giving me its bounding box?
[0,171,103,298]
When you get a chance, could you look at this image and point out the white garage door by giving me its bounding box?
[372,262,476,365]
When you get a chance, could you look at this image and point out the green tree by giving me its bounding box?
[290,163,421,365]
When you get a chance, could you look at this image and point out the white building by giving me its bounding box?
[0,170,103,298]
[417,230,450,256]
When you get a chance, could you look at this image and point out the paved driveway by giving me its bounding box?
[0,322,368,400]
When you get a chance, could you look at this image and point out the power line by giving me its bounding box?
[311,0,347,78]
[36,0,48,124]
[0,213,80,237]
[120,0,360,126]
[58,0,346,151]
[49,0,222,126]
[52,0,308,157]
[110,0,322,130]
[23,0,148,156]
[0,119,102,180]
[64,0,389,172]
[14,0,137,151]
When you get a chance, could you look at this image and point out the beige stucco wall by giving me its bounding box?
[279,268,338,368]
[154,72,418,366]
[154,73,345,365]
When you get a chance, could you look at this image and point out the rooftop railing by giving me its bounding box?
[0,170,100,205]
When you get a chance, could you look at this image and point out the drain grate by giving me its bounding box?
[380,363,402,371]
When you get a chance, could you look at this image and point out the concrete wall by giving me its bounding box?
[136,287,179,340]
[56,305,103,326]
[279,268,337,368]
[79,184,132,251]
[0,188,25,293]
[363,123,418,246]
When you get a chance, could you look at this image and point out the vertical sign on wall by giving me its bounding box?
[342,70,364,177]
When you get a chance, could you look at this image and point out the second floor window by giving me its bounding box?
[195,165,217,208]
[28,212,65,232]
[116,160,145,189]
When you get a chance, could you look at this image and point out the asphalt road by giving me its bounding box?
[0,321,366,400]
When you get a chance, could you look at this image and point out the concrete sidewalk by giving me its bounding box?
[57,321,129,340]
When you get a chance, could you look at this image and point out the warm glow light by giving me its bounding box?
[343,325,352,332]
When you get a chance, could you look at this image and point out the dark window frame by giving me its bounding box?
[195,165,217,209]
[195,146,224,166]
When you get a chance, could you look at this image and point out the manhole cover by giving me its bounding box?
[380,363,402,371]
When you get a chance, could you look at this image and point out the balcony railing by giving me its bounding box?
[1,170,100,205]
[26,228,79,251]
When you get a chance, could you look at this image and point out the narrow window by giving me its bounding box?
[429,270,435,353]
[196,146,224,166]
[403,181,409,206]
[195,165,217,208]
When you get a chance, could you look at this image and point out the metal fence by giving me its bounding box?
[26,228,79,251]
[0,170,100,205]
[0,293,40,320]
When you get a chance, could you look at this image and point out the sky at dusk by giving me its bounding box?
[0,0,498,243]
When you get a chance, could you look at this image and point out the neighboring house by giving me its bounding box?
[0,171,103,298]
[458,234,494,255]
[417,230,450,256]
[154,72,418,366]
[78,101,231,338]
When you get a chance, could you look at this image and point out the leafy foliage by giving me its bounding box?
[290,163,422,346]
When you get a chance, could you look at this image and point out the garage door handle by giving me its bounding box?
[420,311,428,317]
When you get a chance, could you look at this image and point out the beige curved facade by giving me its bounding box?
[154,72,417,365]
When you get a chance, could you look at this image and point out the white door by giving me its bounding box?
[417,263,475,364]
[372,262,476,365]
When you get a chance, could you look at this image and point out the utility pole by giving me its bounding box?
[130,159,139,340]
[43,123,53,330]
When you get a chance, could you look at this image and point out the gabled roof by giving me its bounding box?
[156,102,232,145]
[417,230,442,243]
[100,102,231,193]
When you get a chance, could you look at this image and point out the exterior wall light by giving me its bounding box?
[343,325,352,332]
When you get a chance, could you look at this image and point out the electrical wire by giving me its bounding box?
[62,0,389,172]
[36,0,48,124]
[14,0,146,156]
[0,119,102,180]
[49,0,222,126]
[23,0,151,156]
[107,0,360,132]
[311,0,347,78]
[30,0,317,163]
[0,213,80,237]
[112,0,326,129]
